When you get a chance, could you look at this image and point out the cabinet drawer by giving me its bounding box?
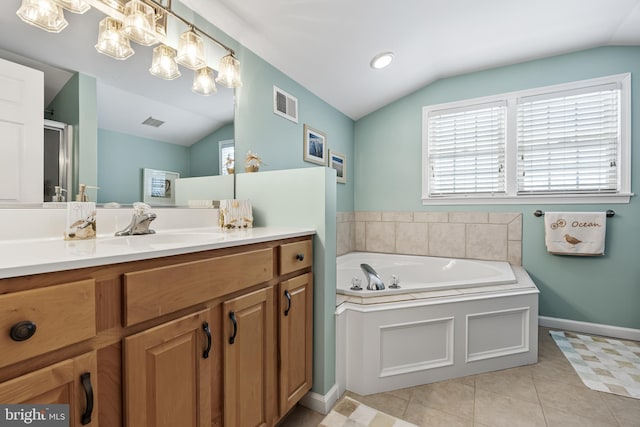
[0,279,96,368]
[279,240,312,275]
[124,248,274,326]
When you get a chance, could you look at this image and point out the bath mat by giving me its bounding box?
[319,396,417,427]
[550,330,640,399]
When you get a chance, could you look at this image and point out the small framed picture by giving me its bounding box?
[303,124,327,165]
[143,168,179,205]
[329,150,347,183]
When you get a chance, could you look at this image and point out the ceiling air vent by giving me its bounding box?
[141,116,165,128]
[273,86,298,123]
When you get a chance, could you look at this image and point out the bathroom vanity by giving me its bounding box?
[0,228,314,427]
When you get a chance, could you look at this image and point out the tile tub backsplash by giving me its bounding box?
[337,211,522,265]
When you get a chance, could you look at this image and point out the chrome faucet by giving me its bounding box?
[360,263,385,290]
[115,203,157,236]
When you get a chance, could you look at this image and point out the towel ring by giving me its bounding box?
[533,209,615,218]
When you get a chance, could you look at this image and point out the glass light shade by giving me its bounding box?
[176,29,206,70]
[192,67,217,96]
[149,45,181,80]
[16,0,68,33]
[215,53,242,88]
[122,0,158,46]
[95,17,134,60]
[55,0,90,14]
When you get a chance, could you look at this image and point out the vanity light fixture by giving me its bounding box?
[16,0,68,33]
[55,0,91,14]
[95,17,134,60]
[149,44,181,80]
[192,67,217,95]
[176,28,206,70]
[216,53,242,88]
[370,51,394,69]
[122,0,158,46]
[16,0,244,94]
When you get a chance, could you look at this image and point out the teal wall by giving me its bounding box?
[235,47,355,212]
[97,129,190,204]
[354,46,640,330]
[190,123,234,177]
[47,73,98,200]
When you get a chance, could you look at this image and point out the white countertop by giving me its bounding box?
[0,227,315,279]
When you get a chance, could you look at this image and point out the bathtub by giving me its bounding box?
[335,252,539,396]
[337,252,517,296]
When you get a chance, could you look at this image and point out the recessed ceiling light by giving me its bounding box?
[370,52,394,69]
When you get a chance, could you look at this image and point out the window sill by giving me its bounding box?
[421,193,633,206]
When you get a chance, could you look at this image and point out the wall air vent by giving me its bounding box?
[142,116,165,128]
[273,85,298,123]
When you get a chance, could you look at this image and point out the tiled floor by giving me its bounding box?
[277,327,640,427]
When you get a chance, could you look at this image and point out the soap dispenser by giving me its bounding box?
[75,184,99,202]
[52,186,66,202]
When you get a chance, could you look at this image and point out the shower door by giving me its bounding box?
[43,119,72,202]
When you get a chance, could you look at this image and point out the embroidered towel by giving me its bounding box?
[544,212,606,256]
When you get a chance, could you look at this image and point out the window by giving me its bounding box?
[422,73,631,204]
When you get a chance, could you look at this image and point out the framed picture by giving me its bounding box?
[143,168,179,205]
[329,150,347,183]
[303,124,327,165]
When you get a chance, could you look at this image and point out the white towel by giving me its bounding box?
[544,212,606,256]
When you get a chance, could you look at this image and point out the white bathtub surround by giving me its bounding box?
[335,254,538,396]
[337,211,522,265]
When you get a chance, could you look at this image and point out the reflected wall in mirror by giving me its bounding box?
[0,0,235,206]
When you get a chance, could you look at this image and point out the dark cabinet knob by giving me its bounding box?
[10,321,37,342]
[295,253,305,261]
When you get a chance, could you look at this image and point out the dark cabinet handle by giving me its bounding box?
[295,253,305,261]
[9,321,37,341]
[229,311,237,345]
[80,372,93,425]
[202,322,212,359]
[284,290,292,317]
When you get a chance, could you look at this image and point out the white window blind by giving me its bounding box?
[427,102,506,196]
[517,84,620,194]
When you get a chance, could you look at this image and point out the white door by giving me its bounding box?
[0,57,43,203]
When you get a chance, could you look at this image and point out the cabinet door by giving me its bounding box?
[124,309,212,427]
[278,273,313,415]
[223,287,275,427]
[0,351,98,427]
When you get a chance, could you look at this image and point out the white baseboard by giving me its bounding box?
[299,384,340,415]
[539,316,640,341]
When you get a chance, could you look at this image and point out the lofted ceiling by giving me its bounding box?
[181,0,640,120]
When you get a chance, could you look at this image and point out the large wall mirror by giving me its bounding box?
[0,0,235,206]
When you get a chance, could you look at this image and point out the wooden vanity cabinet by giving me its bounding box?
[278,272,313,416]
[0,351,98,427]
[0,235,313,427]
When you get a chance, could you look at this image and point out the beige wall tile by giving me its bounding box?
[355,221,366,251]
[337,221,354,256]
[356,211,381,222]
[413,211,449,223]
[428,223,466,258]
[449,212,489,223]
[365,222,395,253]
[466,224,508,261]
[508,215,523,241]
[508,240,522,265]
[395,222,429,256]
[489,212,520,224]
[382,211,413,222]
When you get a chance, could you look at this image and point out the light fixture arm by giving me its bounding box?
[146,0,236,57]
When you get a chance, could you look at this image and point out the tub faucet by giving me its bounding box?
[115,202,157,236]
[361,263,385,290]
